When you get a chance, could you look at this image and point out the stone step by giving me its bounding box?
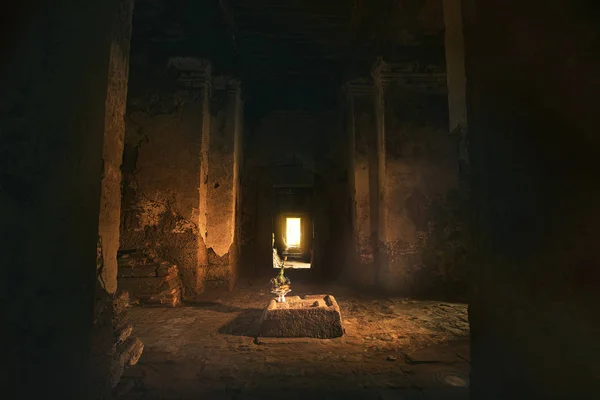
[118,260,177,278]
[118,263,161,278]
[118,253,163,265]
[136,287,182,307]
[117,253,183,307]
[118,256,152,266]
[156,262,177,277]
[118,273,181,296]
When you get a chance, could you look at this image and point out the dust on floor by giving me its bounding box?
[118,282,470,399]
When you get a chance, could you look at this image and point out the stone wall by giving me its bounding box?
[121,58,211,297]
[342,59,469,298]
[121,61,244,296]
[374,60,464,296]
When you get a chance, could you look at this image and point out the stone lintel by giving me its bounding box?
[372,57,446,93]
[212,75,242,95]
[342,78,374,97]
[168,57,212,89]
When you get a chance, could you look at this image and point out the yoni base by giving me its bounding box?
[258,294,344,339]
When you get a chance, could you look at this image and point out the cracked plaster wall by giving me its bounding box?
[121,85,207,297]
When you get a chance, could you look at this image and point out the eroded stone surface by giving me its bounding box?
[121,64,210,297]
[118,251,183,306]
[259,294,344,338]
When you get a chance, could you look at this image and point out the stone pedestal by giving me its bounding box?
[259,295,344,338]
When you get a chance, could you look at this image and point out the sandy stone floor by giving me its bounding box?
[118,281,470,399]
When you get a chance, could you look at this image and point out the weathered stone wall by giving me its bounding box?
[1,1,123,397]
[460,0,600,397]
[121,59,211,297]
[371,60,467,297]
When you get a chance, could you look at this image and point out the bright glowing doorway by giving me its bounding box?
[285,217,301,248]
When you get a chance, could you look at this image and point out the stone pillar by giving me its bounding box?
[1,1,123,397]
[443,0,468,134]
[121,58,212,297]
[443,0,470,174]
[91,0,143,395]
[200,77,243,290]
[98,0,134,295]
[461,1,600,398]
[343,79,379,287]
[372,59,459,295]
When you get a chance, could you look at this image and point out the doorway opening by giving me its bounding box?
[271,186,314,270]
[285,217,302,248]
[272,212,312,269]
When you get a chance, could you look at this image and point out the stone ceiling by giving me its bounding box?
[130,0,446,112]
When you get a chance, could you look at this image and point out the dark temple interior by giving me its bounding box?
[3,0,600,399]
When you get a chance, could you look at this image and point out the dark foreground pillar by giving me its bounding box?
[1,1,123,397]
[462,0,600,398]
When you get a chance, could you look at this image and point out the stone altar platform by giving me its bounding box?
[258,294,344,338]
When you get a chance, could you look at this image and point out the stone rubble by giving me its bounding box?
[117,251,183,307]
[110,291,144,389]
